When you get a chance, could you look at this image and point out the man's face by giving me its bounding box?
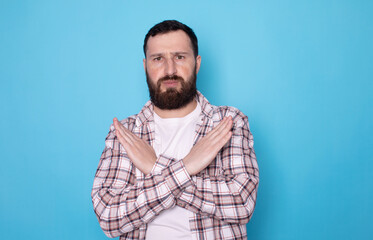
[144,30,201,110]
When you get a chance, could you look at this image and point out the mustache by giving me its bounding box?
[158,75,184,82]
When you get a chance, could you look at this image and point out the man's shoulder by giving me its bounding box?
[211,105,246,117]
[210,104,249,127]
[197,91,248,127]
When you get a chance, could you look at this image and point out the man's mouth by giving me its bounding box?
[161,80,180,88]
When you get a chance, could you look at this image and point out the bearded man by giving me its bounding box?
[91,20,259,240]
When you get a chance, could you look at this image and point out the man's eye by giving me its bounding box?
[154,57,162,61]
[176,55,185,60]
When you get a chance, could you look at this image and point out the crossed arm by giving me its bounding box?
[113,116,233,176]
[92,116,258,237]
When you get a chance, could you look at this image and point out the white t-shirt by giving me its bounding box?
[145,102,201,240]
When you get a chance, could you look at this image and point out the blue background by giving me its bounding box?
[1,0,372,239]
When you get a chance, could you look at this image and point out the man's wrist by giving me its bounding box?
[183,156,198,176]
[163,160,193,197]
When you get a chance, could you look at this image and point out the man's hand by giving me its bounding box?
[183,116,233,176]
[113,118,157,175]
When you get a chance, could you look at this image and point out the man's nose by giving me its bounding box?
[165,58,177,75]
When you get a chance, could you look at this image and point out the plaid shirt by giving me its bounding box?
[92,91,259,240]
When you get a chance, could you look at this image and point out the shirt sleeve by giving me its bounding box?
[91,128,192,238]
[176,115,259,224]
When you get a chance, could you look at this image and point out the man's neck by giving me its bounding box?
[154,100,197,118]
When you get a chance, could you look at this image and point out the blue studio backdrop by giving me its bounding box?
[1,1,372,239]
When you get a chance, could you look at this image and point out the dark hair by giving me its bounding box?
[143,20,198,57]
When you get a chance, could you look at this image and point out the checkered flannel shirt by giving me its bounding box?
[92,91,259,240]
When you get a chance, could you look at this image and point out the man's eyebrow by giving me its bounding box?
[171,51,193,57]
[172,51,189,55]
[148,51,190,58]
[148,53,163,58]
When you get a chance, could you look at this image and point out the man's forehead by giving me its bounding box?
[146,30,193,55]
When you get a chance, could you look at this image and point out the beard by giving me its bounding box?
[146,68,197,110]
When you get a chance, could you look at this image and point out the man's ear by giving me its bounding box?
[195,55,201,74]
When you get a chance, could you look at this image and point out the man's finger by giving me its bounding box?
[120,125,138,142]
[113,118,135,145]
[206,117,228,137]
[208,121,233,147]
[220,131,233,146]
[114,127,130,147]
[209,117,232,139]
[215,117,232,133]
[210,128,233,153]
